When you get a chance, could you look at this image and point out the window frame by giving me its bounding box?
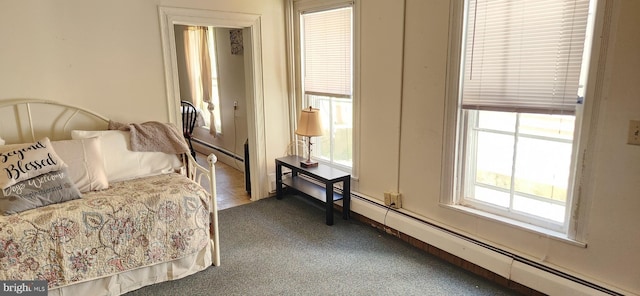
[459,109,578,233]
[291,0,360,175]
[442,0,608,242]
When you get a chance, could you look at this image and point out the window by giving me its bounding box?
[452,0,597,233]
[296,2,354,170]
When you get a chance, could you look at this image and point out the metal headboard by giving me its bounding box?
[0,99,109,144]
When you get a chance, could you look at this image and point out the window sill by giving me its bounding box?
[441,204,587,248]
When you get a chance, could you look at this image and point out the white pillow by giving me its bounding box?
[0,137,5,145]
[51,138,109,193]
[71,130,181,182]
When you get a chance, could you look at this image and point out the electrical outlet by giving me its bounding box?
[628,120,640,145]
[384,192,402,209]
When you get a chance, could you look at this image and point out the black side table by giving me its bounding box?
[275,156,351,225]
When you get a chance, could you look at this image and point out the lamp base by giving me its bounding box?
[300,160,318,168]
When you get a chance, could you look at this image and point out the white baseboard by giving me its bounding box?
[510,261,613,296]
[192,140,245,172]
[349,194,628,296]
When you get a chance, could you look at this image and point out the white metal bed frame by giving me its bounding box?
[0,99,220,293]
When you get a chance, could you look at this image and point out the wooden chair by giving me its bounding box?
[181,101,198,158]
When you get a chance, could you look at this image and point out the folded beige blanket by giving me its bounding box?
[108,120,190,155]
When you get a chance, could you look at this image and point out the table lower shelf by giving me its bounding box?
[281,176,343,202]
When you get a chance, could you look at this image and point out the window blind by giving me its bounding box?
[302,7,352,98]
[461,0,591,115]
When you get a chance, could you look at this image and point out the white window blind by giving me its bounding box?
[462,0,591,115]
[302,7,352,98]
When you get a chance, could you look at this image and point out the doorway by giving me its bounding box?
[159,6,269,200]
[174,24,249,175]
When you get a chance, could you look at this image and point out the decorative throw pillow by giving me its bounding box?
[0,168,82,215]
[51,137,109,193]
[0,137,4,145]
[71,130,181,183]
[0,137,67,189]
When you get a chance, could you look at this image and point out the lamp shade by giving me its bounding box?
[295,107,323,137]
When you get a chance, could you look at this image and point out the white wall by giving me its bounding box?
[352,0,639,294]
[0,1,167,123]
[0,0,289,176]
[354,0,405,197]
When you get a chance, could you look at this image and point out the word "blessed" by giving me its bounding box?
[3,153,58,181]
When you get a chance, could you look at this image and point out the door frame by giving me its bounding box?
[159,6,268,200]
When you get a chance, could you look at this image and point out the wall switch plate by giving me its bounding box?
[628,120,640,145]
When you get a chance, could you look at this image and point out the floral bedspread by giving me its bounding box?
[0,173,211,289]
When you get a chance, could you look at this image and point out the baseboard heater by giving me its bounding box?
[276,176,625,295]
[347,191,624,296]
[192,138,244,162]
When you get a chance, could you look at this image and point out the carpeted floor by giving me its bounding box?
[125,195,521,296]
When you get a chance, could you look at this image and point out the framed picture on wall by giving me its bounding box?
[230,29,243,55]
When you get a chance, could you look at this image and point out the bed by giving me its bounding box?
[0,99,220,295]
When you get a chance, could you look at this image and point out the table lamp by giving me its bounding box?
[295,106,323,167]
